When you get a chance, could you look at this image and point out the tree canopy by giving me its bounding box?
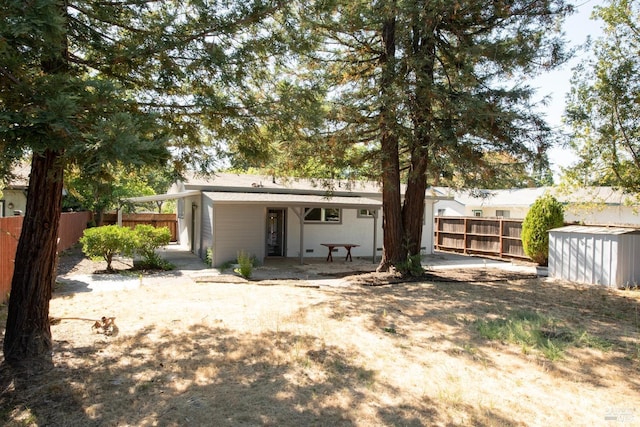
[265,0,572,270]
[564,0,640,197]
[0,0,289,366]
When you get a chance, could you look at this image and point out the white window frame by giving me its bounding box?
[357,209,376,218]
[304,207,342,223]
[495,210,510,218]
[472,210,483,217]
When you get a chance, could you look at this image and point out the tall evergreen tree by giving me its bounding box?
[0,0,285,367]
[289,0,571,272]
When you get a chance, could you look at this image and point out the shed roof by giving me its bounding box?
[550,225,640,235]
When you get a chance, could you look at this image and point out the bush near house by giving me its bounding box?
[80,225,135,272]
[521,194,564,266]
[132,224,172,270]
[80,224,172,271]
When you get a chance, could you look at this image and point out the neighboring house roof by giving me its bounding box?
[434,186,639,208]
[3,163,30,189]
[553,187,637,206]
[434,187,547,207]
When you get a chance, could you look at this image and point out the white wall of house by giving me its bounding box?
[434,199,465,217]
[0,189,27,217]
[563,204,639,227]
[285,207,382,260]
[462,205,530,219]
[176,194,201,251]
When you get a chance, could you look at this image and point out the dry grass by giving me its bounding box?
[1,267,639,426]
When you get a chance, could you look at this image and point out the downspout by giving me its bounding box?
[372,208,379,263]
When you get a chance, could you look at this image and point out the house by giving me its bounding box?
[126,172,449,266]
[0,164,29,217]
[434,186,640,226]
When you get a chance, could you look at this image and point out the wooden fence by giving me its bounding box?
[102,213,178,242]
[434,216,529,260]
[0,211,92,304]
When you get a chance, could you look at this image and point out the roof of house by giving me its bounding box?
[180,172,449,200]
[203,191,382,209]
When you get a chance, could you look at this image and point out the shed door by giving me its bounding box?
[266,209,286,257]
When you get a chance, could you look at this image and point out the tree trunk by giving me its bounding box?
[402,155,429,256]
[402,20,435,258]
[3,150,64,369]
[377,4,405,273]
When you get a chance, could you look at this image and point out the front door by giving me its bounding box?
[266,208,286,257]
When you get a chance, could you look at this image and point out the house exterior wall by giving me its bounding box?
[465,206,530,219]
[0,189,27,217]
[176,194,201,250]
[434,199,465,217]
[563,204,639,226]
[285,202,435,261]
[212,204,266,266]
[285,207,382,260]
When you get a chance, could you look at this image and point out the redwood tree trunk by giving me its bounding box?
[377,5,405,272]
[3,150,64,368]
[402,155,429,256]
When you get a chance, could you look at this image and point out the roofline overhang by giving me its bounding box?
[122,190,201,203]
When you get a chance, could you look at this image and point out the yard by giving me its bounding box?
[1,252,639,426]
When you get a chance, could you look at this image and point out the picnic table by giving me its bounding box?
[321,243,360,262]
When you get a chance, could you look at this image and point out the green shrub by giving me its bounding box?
[80,225,135,271]
[521,194,564,266]
[235,250,253,279]
[396,253,424,277]
[132,225,172,270]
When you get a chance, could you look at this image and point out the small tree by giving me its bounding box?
[522,195,565,266]
[133,225,172,269]
[80,225,135,272]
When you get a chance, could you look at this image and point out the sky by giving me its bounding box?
[529,0,606,179]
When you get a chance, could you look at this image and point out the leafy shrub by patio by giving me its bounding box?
[521,194,564,266]
[132,225,172,270]
[80,225,135,271]
[80,224,173,271]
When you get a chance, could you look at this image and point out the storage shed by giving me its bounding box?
[548,225,640,288]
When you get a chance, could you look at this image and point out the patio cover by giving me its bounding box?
[203,191,381,265]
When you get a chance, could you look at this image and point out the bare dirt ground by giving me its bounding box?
[1,248,639,426]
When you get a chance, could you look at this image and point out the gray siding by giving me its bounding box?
[200,196,214,259]
[213,204,265,266]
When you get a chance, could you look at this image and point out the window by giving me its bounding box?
[304,207,341,223]
[496,210,510,218]
[437,209,446,217]
[357,209,376,218]
[472,210,483,217]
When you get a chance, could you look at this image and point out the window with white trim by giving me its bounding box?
[472,210,483,217]
[495,210,510,218]
[357,209,376,218]
[304,207,341,223]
